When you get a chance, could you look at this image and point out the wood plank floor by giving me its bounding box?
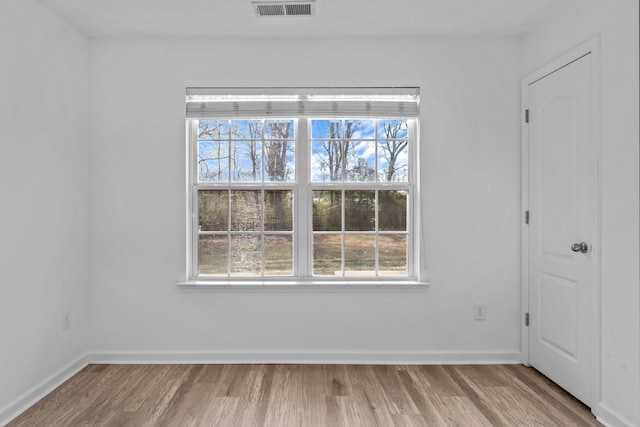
[8,364,600,426]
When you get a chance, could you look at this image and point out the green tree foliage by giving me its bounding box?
[312,191,341,231]
[264,191,293,231]
[198,190,228,231]
[378,190,407,231]
[345,191,375,231]
[312,190,407,232]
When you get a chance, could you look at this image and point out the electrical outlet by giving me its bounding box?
[474,304,486,320]
[62,312,71,331]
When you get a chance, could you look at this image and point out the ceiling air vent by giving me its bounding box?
[252,1,315,17]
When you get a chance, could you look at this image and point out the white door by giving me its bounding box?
[527,53,594,406]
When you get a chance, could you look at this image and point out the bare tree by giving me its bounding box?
[346,157,375,181]
[264,121,293,228]
[379,121,408,182]
[264,120,291,181]
[314,120,360,182]
[246,121,262,180]
[198,121,227,181]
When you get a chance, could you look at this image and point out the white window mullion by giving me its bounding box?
[340,189,345,277]
[374,120,380,183]
[259,120,266,278]
[260,188,265,277]
[227,120,232,276]
[227,188,232,276]
[261,122,266,182]
[192,185,198,278]
[296,118,310,277]
[408,119,418,278]
[227,119,232,184]
[375,189,380,277]
[374,116,380,277]
[190,120,199,279]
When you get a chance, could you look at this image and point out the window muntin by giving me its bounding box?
[190,117,415,281]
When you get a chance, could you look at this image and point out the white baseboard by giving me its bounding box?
[595,402,638,427]
[0,354,88,427]
[88,349,521,365]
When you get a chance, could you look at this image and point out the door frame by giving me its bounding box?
[520,36,601,407]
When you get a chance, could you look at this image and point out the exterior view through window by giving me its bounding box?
[310,119,409,277]
[196,119,296,276]
[186,88,419,282]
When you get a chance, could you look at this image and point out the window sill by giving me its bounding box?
[176,280,429,293]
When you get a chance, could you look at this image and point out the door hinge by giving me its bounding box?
[525,109,529,123]
[525,312,530,327]
[525,210,530,225]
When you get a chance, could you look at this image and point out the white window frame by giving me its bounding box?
[179,89,426,289]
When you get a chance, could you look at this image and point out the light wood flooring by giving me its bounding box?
[8,364,600,426]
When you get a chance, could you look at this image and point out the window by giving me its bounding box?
[186,88,420,284]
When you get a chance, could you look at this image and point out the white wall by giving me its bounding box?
[523,2,640,426]
[0,1,635,423]
[0,0,90,419]
[88,37,522,359]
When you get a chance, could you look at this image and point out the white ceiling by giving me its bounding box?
[37,0,583,38]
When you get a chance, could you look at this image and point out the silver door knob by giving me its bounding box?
[571,242,589,253]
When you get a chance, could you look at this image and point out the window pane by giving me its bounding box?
[264,140,294,181]
[378,140,408,182]
[344,120,375,139]
[198,190,228,231]
[377,120,408,139]
[345,141,375,182]
[231,191,262,231]
[198,120,229,140]
[378,190,407,231]
[198,141,228,182]
[264,234,293,276]
[198,235,228,275]
[312,191,342,231]
[313,234,342,276]
[231,119,262,139]
[312,141,342,182]
[265,120,295,139]
[344,234,375,276]
[345,190,375,231]
[379,234,407,276]
[230,234,261,276]
[231,141,262,182]
[264,191,293,231]
[311,119,341,139]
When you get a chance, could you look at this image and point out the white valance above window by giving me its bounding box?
[185,87,420,119]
